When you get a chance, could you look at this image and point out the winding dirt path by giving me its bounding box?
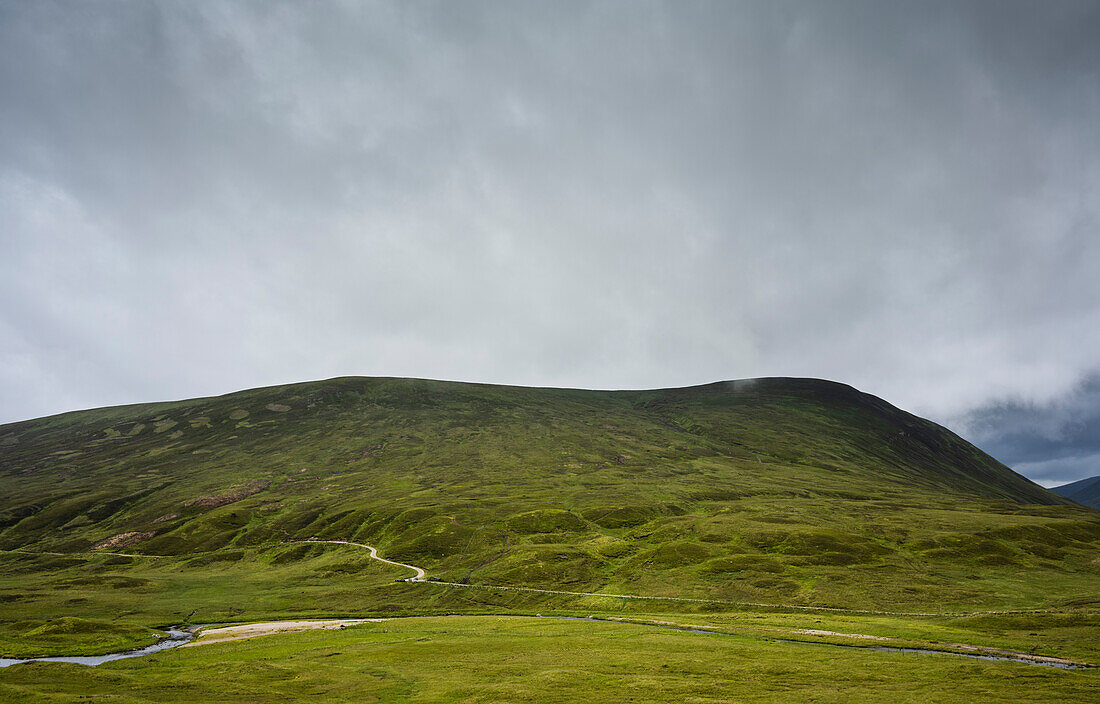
[5,543,1091,668]
[294,539,426,580]
[289,538,1095,667]
[293,539,1092,619]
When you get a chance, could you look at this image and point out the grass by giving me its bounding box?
[1,616,1097,703]
[0,617,161,658]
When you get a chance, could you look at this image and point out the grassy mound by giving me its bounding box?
[2,617,161,657]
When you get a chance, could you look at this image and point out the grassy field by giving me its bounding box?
[1,376,1098,697]
[1,616,1097,703]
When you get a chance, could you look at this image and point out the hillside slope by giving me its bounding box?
[1052,475,1100,509]
[1,376,1098,630]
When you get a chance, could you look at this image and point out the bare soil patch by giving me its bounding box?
[186,479,270,509]
[186,619,380,647]
[93,531,156,550]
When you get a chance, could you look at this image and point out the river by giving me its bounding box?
[0,627,194,668]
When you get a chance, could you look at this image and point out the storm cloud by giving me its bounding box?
[961,376,1100,487]
[2,1,1098,482]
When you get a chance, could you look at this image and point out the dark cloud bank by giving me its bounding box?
[961,376,1100,487]
[1,1,1098,484]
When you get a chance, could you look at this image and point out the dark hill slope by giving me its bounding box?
[629,378,1060,504]
[1052,475,1100,509]
[1,376,1097,616]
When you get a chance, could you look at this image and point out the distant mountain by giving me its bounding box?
[1051,475,1100,509]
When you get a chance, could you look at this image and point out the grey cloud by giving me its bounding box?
[1,2,1099,482]
[1014,455,1100,489]
[960,376,1100,486]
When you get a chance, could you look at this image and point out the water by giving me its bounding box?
[1,617,1088,669]
[868,645,1084,669]
[0,627,193,668]
[451,614,1089,669]
[771,638,1087,669]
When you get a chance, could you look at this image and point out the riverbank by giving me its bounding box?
[185,619,377,647]
[1,616,1096,703]
[0,626,192,668]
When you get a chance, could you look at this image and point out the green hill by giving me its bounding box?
[1,376,1098,658]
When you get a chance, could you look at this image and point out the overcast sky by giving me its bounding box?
[2,1,1098,486]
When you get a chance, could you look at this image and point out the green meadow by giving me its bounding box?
[2,616,1098,703]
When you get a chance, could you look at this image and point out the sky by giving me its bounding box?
[1,1,1098,486]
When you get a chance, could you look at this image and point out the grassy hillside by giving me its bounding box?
[1,376,1098,659]
[1052,475,1100,509]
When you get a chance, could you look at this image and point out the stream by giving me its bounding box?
[479,614,1090,669]
[0,616,1089,669]
[769,637,1086,669]
[0,627,194,668]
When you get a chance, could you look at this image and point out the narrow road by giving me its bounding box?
[4,542,1093,667]
[287,540,1096,668]
[6,542,1092,619]
[292,539,1095,619]
[294,539,426,580]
